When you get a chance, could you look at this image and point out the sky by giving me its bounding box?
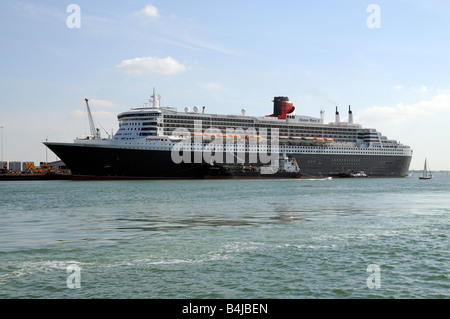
[1,0,450,170]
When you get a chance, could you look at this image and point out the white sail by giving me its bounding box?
[419,158,432,179]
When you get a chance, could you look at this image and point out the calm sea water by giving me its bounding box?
[0,175,448,299]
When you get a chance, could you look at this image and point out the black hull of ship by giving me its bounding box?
[45,143,411,180]
[291,154,411,178]
[45,143,210,180]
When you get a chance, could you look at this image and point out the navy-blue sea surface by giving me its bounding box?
[0,175,448,298]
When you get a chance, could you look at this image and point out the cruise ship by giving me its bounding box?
[44,89,412,180]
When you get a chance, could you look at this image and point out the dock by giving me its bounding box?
[0,160,73,181]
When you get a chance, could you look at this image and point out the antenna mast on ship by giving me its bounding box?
[151,87,160,108]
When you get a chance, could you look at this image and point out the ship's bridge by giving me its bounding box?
[114,108,163,140]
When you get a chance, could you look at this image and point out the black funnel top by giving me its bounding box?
[273,97,289,117]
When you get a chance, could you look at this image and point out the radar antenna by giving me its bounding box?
[150,87,160,108]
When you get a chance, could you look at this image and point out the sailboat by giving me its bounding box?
[419,158,432,180]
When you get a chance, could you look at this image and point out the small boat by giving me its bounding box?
[419,158,432,180]
[351,171,368,177]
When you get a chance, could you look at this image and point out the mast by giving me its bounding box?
[424,158,427,177]
[151,87,160,108]
[335,106,340,124]
[420,158,432,179]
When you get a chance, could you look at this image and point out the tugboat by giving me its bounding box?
[204,153,302,179]
[351,171,368,178]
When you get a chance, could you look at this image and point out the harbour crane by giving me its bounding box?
[85,98,101,139]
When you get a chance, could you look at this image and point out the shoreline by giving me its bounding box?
[0,174,73,181]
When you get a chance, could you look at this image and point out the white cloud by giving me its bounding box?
[412,85,428,93]
[140,5,159,18]
[116,56,187,75]
[422,93,450,110]
[71,99,117,119]
[394,84,429,92]
[197,82,223,91]
[13,2,66,22]
[183,36,243,56]
[88,99,118,108]
[70,109,114,119]
[70,109,85,118]
[92,110,115,119]
[357,94,450,125]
